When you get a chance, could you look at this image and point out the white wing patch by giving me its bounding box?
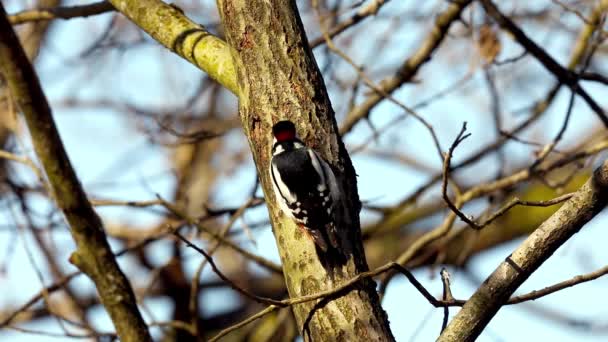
[273,144,285,155]
[307,149,328,191]
[270,162,297,219]
[320,153,340,204]
[309,148,341,213]
[270,147,341,230]
[308,148,339,202]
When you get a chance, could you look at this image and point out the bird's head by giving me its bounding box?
[272,120,304,154]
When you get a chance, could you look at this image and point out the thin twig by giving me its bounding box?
[314,0,445,161]
[209,305,279,342]
[340,0,473,134]
[440,268,453,333]
[0,150,46,187]
[480,0,608,127]
[90,198,164,207]
[551,0,591,25]
[160,198,283,274]
[9,1,114,25]
[441,122,479,229]
[185,197,254,336]
[508,264,608,304]
[172,231,284,306]
[477,193,573,227]
[310,0,390,48]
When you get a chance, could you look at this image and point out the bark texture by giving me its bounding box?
[216,0,394,340]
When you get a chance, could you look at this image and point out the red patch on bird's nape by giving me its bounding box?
[272,120,297,142]
[274,130,295,142]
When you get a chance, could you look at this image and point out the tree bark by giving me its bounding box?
[216,0,394,340]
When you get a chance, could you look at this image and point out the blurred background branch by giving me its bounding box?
[0,0,607,340]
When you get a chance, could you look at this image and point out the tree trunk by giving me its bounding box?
[216,1,394,340]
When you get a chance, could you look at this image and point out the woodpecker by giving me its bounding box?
[269,120,340,252]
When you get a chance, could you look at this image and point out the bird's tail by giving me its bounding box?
[315,223,347,276]
[315,244,348,277]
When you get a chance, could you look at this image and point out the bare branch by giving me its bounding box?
[0,4,150,340]
[9,1,114,25]
[508,264,608,304]
[340,0,473,134]
[480,0,608,126]
[440,268,453,333]
[173,231,284,306]
[310,0,390,48]
[106,0,238,94]
[441,122,478,229]
[438,160,608,341]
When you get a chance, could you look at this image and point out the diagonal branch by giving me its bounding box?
[368,0,608,237]
[309,0,391,48]
[340,0,473,134]
[479,0,608,127]
[107,0,238,95]
[438,160,608,341]
[9,1,114,25]
[0,5,150,341]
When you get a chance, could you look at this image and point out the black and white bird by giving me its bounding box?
[269,120,341,253]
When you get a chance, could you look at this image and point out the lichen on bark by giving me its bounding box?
[216,0,394,340]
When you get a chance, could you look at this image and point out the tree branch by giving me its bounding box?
[107,0,238,95]
[309,0,390,48]
[9,1,114,25]
[438,160,608,341]
[340,0,472,134]
[0,5,150,341]
[479,0,608,127]
[370,0,608,229]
